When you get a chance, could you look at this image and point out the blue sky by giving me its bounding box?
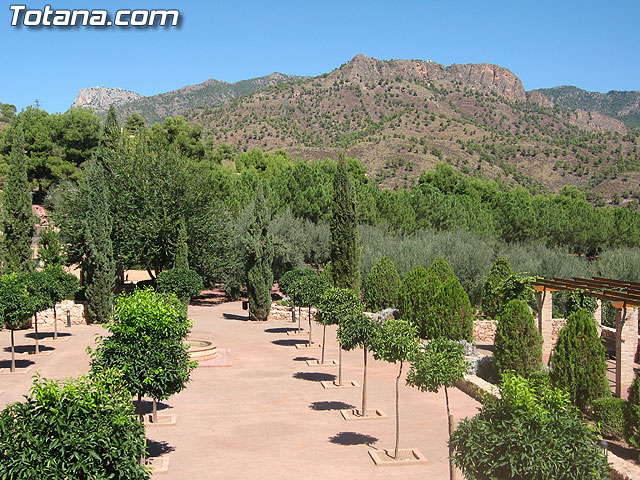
[1,0,639,114]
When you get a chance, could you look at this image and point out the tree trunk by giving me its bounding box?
[152,398,158,423]
[10,330,15,373]
[320,325,327,364]
[296,305,301,332]
[291,304,296,324]
[137,393,143,422]
[53,304,58,340]
[34,314,39,354]
[361,346,368,416]
[337,347,343,386]
[445,386,455,480]
[307,307,312,347]
[394,361,403,460]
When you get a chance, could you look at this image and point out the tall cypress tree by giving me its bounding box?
[244,183,274,321]
[101,105,120,150]
[83,157,115,324]
[2,128,35,273]
[330,152,360,292]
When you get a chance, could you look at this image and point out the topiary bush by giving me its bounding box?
[156,268,203,303]
[589,397,627,440]
[494,299,542,379]
[550,309,608,411]
[425,277,473,341]
[627,370,640,446]
[364,256,400,312]
[397,266,441,338]
[481,256,513,318]
[0,370,149,479]
[450,373,610,480]
[427,256,455,283]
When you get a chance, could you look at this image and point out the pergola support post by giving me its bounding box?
[536,288,554,366]
[615,305,637,400]
[594,299,603,335]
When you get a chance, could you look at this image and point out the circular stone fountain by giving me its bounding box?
[184,339,217,362]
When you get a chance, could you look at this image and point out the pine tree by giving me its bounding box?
[83,158,115,324]
[364,256,400,312]
[481,257,513,318]
[550,309,608,410]
[330,152,360,292]
[494,299,542,378]
[244,183,274,321]
[2,128,35,273]
[174,216,189,270]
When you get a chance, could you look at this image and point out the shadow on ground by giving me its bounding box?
[0,359,35,369]
[264,327,298,334]
[146,439,175,457]
[26,332,71,340]
[4,345,55,354]
[293,372,335,382]
[310,401,355,411]
[272,339,308,347]
[190,289,228,307]
[133,400,172,415]
[329,432,378,446]
[223,313,250,321]
[293,356,316,362]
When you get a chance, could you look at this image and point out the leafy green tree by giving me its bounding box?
[91,288,196,421]
[124,114,145,135]
[482,257,513,318]
[494,299,542,378]
[330,152,360,292]
[0,370,149,479]
[495,273,537,314]
[56,107,101,166]
[174,216,189,270]
[83,158,115,324]
[20,270,51,354]
[2,128,35,273]
[244,183,274,321]
[156,268,203,304]
[40,265,78,340]
[364,256,400,312]
[0,273,34,371]
[102,104,121,151]
[338,311,380,417]
[279,268,312,328]
[294,272,328,347]
[373,318,419,459]
[317,287,363,386]
[37,225,66,267]
[450,373,609,480]
[407,338,466,480]
[425,277,474,341]
[427,257,455,282]
[550,309,608,410]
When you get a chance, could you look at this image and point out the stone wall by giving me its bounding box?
[473,320,497,344]
[36,300,88,326]
[552,318,567,342]
[267,303,317,323]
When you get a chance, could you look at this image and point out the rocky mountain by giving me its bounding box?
[185,54,639,198]
[70,87,142,115]
[528,86,640,129]
[70,73,303,124]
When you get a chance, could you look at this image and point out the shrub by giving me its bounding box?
[0,371,149,479]
[156,268,203,303]
[450,373,610,480]
[494,299,542,378]
[397,266,441,338]
[364,256,400,311]
[425,277,473,341]
[590,397,627,440]
[627,370,640,446]
[481,256,513,318]
[427,256,455,282]
[495,272,537,314]
[550,309,608,410]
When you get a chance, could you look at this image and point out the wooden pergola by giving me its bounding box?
[533,277,640,399]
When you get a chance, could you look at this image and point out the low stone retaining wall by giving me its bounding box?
[36,300,88,326]
[267,303,316,322]
[472,318,568,344]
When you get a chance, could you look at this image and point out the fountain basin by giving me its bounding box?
[184,339,217,362]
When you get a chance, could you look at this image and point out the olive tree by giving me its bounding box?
[372,319,419,459]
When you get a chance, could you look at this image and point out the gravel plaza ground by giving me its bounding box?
[0,296,481,479]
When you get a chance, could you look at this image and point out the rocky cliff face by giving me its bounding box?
[337,54,526,102]
[70,87,143,115]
